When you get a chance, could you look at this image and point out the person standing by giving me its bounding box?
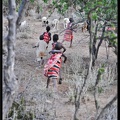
[42,26,51,48]
[62,18,76,47]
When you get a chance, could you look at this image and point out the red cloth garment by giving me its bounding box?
[63,23,73,42]
[44,53,62,78]
[107,27,116,31]
[43,32,50,44]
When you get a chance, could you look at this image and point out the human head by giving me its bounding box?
[46,26,50,32]
[53,34,59,42]
[40,35,43,40]
[69,18,74,23]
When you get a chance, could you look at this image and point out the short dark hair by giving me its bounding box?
[69,18,74,22]
[53,34,59,42]
[46,26,50,32]
[39,35,44,40]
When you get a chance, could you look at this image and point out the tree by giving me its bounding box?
[3,0,30,119]
[16,0,29,27]
[3,0,18,119]
[49,0,117,67]
[43,0,117,119]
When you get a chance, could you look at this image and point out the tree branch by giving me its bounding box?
[96,94,117,120]
[16,0,29,28]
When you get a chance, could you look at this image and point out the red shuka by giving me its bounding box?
[63,23,73,42]
[43,32,50,44]
[44,53,62,78]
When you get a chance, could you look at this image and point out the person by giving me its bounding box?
[41,26,51,48]
[33,34,47,66]
[52,34,66,53]
[52,34,66,84]
[44,46,67,91]
[62,18,76,47]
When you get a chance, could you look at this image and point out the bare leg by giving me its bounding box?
[38,57,44,66]
[46,77,50,88]
[38,61,41,65]
[69,39,73,47]
[41,59,44,65]
[52,78,58,92]
[59,69,62,84]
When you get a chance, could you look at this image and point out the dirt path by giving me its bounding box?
[15,16,117,120]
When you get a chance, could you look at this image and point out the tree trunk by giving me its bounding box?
[3,0,18,119]
[96,94,117,120]
[16,0,29,27]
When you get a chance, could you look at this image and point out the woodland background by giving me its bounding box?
[3,0,117,120]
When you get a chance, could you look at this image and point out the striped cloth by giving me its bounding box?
[63,23,73,42]
[44,53,62,78]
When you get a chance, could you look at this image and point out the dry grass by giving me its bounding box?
[4,10,117,120]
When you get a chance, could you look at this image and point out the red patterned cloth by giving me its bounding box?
[107,27,116,31]
[43,32,51,44]
[44,53,62,78]
[63,23,73,42]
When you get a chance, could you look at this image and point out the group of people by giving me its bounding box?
[36,18,76,91]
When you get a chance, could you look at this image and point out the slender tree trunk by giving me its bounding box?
[73,67,89,120]
[95,23,106,59]
[89,18,94,71]
[16,0,29,27]
[3,0,18,119]
[96,94,117,120]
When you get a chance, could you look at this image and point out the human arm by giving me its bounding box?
[61,45,66,53]
[62,53,67,63]
[49,32,51,41]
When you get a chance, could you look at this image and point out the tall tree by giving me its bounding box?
[3,0,30,119]
[3,0,18,119]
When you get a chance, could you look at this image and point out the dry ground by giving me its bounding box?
[14,16,117,120]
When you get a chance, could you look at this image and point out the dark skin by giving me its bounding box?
[62,22,76,48]
[46,50,67,88]
[53,42,66,53]
[53,35,66,84]
[52,35,66,53]
[69,22,77,47]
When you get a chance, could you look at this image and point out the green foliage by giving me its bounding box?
[39,5,43,13]
[7,97,34,119]
[92,12,98,20]
[30,0,35,3]
[98,67,105,75]
[16,0,22,4]
[105,31,117,47]
[97,66,105,80]
[109,39,117,46]
[98,87,104,94]
[97,1,103,5]
[42,0,117,56]
[43,0,48,4]
[16,6,19,12]
[3,0,8,6]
